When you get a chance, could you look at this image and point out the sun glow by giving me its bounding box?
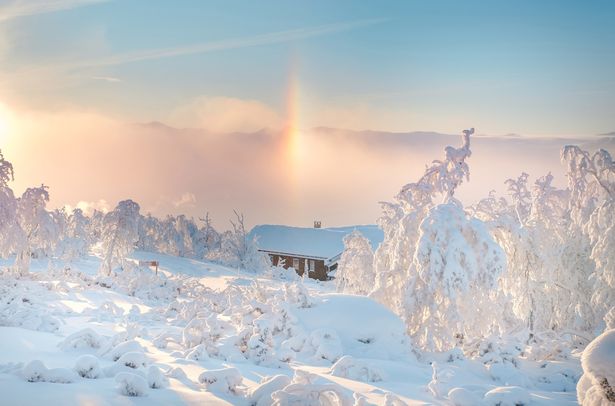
[0,103,14,148]
[281,62,305,201]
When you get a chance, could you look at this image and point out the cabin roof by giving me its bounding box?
[249,224,383,261]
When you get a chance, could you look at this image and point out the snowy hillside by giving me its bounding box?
[1,128,614,405]
[0,252,582,405]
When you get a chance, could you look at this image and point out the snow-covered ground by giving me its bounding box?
[0,252,582,405]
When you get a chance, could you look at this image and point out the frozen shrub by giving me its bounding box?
[329,355,384,382]
[74,354,102,379]
[185,344,209,361]
[308,329,343,363]
[383,392,407,406]
[248,374,292,406]
[447,387,482,406]
[284,282,313,309]
[21,360,47,382]
[336,230,375,295]
[147,366,167,389]
[483,386,530,406]
[577,329,615,405]
[101,340,144,361]
[116,351,148,369]
[115,372,148,396]
[21,360,76,384]
[270,371,354,406]
[198,367,243,393]
[168,367,188,381]
[59,328,104,350]
[427,362,456,398]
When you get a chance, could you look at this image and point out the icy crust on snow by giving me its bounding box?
[577,329,615,405]
[0,253,584,405]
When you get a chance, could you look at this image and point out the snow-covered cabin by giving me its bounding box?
[249,224,383,280]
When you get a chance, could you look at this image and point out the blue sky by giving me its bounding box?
[2,0,614,135]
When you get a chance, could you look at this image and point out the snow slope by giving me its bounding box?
[0,252,581,405]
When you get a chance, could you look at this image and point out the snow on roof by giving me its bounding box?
[249,224,383,260]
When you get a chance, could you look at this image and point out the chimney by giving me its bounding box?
[313,220,322,229]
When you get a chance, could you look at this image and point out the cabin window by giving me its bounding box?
[309,260,315,271]
[292,258,300,269]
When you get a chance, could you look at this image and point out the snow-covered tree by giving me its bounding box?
[137,213,161,252]
[0,149,24,258]
[370,128,507,351]
[15,185,58,273]
[408,202,506,350]
[221,210,269,272]
[59,208,92,260]
[199,212,221,259]
[563,146,615,327]
[100,200,140,275]
[336,230,375,295]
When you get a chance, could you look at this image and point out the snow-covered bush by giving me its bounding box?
[116,351,148,369]
[59,328,104,350]
[308,329,343,363]
[219,210,269,272]
[147,365,168,389]
[101,339,145,361]
[329,355,384,382]
[248,374,292,406]
[21,360,77,384]
[74,354,102,379]
[336,230,375,295]
[270,370,354,406]
[115,372,148,396]
[198,367,243,393]
[483,386,531,406]
[577,329,615,405]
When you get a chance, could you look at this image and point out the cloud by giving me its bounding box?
[4,98,613,229]
[91,75,121,83]
[169,96,283,133]
[0,0,108,22]
[12,18,386,74]
[173,192,197,208]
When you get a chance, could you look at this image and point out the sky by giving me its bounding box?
[0,0,614,228]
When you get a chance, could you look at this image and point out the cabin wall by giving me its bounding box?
[268,253,329,281]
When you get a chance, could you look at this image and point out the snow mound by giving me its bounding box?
[248,374,292,406]
[329,355,385,382]
[116,351,148,369]
[296,293,410,360]
[115,372,148,396]
[21,360,77,384]
[101,339,145,361]
[270,370,354,406]
[483,386,531,406]
[74,354,102,378]
[448,387,483,406]
[578,329,615,405]
[147,365,168,389]
[59,328,104,350]
[198,367,243,393]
